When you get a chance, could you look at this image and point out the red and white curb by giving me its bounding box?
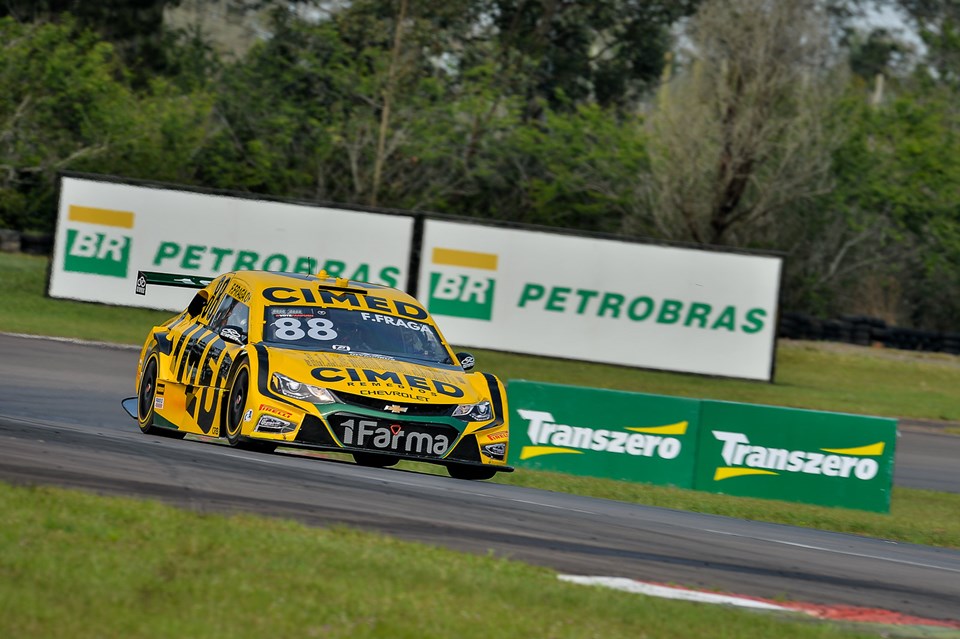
[559,575,960,630]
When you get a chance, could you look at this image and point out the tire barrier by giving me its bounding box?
[778,312,960,354]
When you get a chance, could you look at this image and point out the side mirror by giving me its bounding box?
[220,325,247,345]
[456,352,475,371]
[187,290,209,317]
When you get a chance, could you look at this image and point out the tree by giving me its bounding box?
[488,0,699,114]
[0,17,129,231]
[639,0,844,246]
[0,0,185,83]
[797,85,960,329]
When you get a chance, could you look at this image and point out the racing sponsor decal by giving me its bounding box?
[516,283,767,335]
[299,353,467,399]
[185,384,220,434]
[310,366,465,398]
[262,287,427,319]
[154,396,165,410]
[221,327,243,343]
[244,409,253,422]
[259,403,295,420]
[63,205,133,278]
[481,443,506,460]
[427,248,497,321]
[332,415,454,456]
[228,281,252,303]
[517,409,686,461]
[709,431,884,481]
[151,241,401,287]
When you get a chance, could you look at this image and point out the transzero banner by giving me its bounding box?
[509,381,700,487]
[694,401,897,512]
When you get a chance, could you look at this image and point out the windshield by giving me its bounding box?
[262,306,452,365]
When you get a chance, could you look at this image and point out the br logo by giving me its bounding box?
[63,205,133,278]
[427,248,497,321]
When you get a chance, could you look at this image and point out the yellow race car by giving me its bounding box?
[121,269,511,480]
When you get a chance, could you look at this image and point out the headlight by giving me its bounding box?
[271,372,337,403]
[452,400,492,421]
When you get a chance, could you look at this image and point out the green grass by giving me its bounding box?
[0,482,878,639]
[0,252,171,344]
[341,457,960,549]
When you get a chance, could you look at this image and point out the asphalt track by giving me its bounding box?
[1,333,959,622]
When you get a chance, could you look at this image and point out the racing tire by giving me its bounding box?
[137,350,185,439]
[447,464,497,481]
[353,452,399,468]
[224,361,276,453]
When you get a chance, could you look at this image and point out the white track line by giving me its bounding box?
[559,575,792,611]
[704,529,960,574]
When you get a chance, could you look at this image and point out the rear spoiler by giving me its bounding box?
[135,270,213,295]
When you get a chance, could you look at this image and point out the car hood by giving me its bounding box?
[262,346,482,404]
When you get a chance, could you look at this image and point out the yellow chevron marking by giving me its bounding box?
[519,446,583,460]
[821,442,885,456]
[68,205,134,228]
[432,247,498,270]
[626,421,688,436]
[713,467,779,481]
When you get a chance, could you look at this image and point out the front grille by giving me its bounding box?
[295,415,338,446]
[334,391,456,417]
[328,412,460,459]
[447,434,481,463]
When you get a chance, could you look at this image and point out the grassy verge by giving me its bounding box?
[0,252,171,344]
[0,482,876,639]
[4,251,960,550]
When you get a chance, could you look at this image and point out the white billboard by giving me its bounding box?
[50,177,415,311]
[417,219,782,380]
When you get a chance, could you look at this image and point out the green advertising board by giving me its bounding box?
[694,401,897,512]
[507,381,700,487]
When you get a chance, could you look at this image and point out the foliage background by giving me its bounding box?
[2,0,959,330]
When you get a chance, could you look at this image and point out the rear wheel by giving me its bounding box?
[353,452,399,468]
[447,464,497,481]
[137,351,185,439]
[224,362,276,453]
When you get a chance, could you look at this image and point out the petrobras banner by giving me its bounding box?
[694,401,897,512]
[508,381,700,487]
[50,176,415,311]
[418,219,782,380]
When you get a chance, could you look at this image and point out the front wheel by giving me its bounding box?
[224,361,276,453]
[137,350,184,439]
[447,464,497,481]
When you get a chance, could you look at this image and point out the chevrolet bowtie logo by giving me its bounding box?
[384,404,407,414]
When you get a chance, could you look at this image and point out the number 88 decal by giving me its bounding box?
[272,317,338,341]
